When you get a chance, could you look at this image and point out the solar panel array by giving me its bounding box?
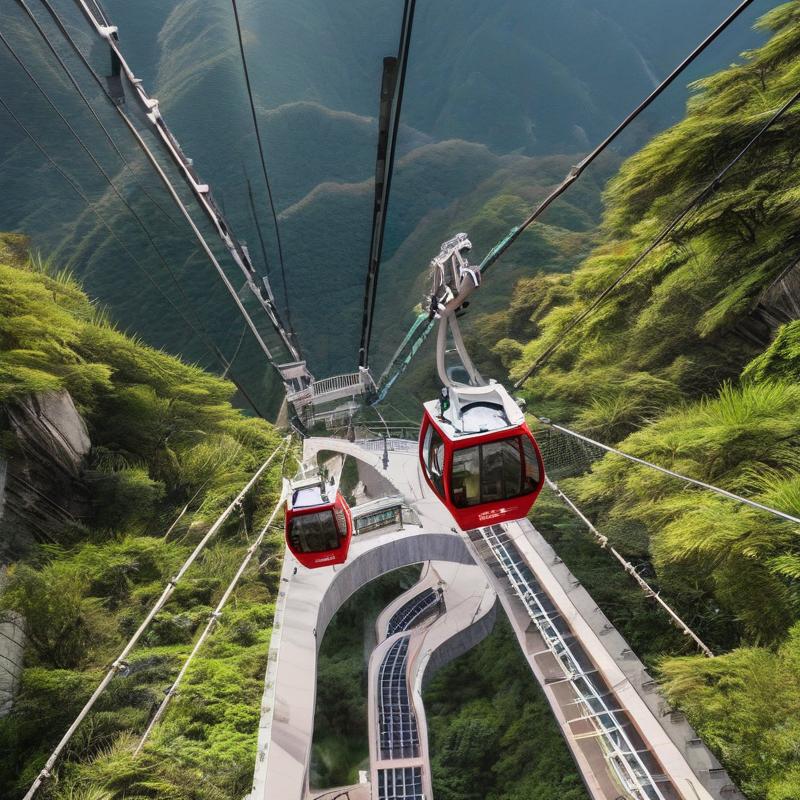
[386,587,441,636]
[378,637,419,760]
[377,767,424,800]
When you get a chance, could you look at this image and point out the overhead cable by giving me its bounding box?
[539,419,800,526]
[373,0,756,401]
[4,3,270,411]
[30,0,291,388]
[21,439,290,800]
[0,94,268,417]
[134,490,286,752]
[545,477,715,657]
[229,0,297,346]
[14,0,180,226]
[513,83,800,387]
[71,0,300,362]
[477,0,757,277]
[358,0,417,369]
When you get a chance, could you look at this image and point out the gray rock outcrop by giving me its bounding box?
[737,260,800,346]
[0,610,24,716]
[0,390,91,562]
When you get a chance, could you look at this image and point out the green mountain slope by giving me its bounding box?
[0,235,289,798]
[472,5,800,797]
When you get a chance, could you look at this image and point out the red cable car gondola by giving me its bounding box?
[284,476,353,569]
[419,382,545,529]
[413,234,545,529]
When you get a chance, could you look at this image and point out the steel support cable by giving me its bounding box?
[358,0,417,370]
[373,0,756,401]
[9,0,268,401]
[30,0,288,408]
[513,83,800,389]
[478,0,757,278]
[229,0,297,346]
[246,173,274,288]
[14,0,181,227]
[538,419,800,526]
[31,0,287,379]
[544,477,715,657]
[134,489,286,753]
[374,312,433,402]
[21,438,290,800]
[0,93,269,418]
[71,0,300,363]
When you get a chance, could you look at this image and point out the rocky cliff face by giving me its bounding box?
[736,261,800,347]
[0,390,90,713]
[0,390,91,563]
[0,572,24,717]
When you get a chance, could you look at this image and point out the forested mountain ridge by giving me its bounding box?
[1,3,799,799]
[0,235,290,798]
[468,4,800,797]
[0,0,763,380]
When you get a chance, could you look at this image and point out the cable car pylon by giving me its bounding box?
[417,234,545,529]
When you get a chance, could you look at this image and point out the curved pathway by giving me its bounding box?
[249,439,742,800]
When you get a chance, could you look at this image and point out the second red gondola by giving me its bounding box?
[285,476,353,569]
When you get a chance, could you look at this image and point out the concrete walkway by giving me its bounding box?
[368,561,496,799]
[249,438,742,800]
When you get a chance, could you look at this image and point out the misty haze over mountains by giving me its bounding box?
[1,0,768,380]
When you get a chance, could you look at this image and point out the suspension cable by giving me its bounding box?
[358,0,417,370]
[0,94,269,417]
[545,477,714,657]
[513,83,800,388]
[135,491,285,753]
[21,438,290,800]
[539,419,800,526]
[229,0,297,346]
[30,0,292,384]
[478,0,757,277]
[70,0,300,363]
[372,0,756,401]
[8,0,270,409]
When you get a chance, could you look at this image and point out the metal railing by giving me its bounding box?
[313,372,363,397]
[475,524,675,800]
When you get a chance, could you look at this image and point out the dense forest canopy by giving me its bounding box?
[450,4,800,797]
[0,235,291,798]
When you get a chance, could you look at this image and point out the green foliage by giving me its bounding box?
[743,319,800,383]
[87,468,166,532]
[660,622,800,800]
[425,618,588,800]
[486,8,800,797]
[1,564,115,669]
[500,4,800,428]
[0,240,288,799]
[570,381,800,645]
